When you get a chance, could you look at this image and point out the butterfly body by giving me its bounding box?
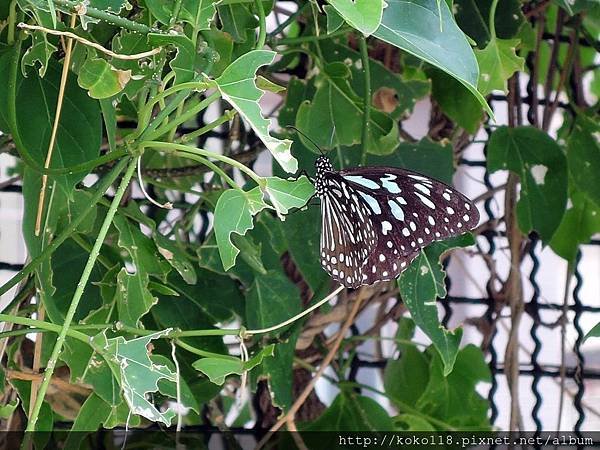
[314,155,480,288]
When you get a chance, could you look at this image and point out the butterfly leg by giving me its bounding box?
[281,193,318,217]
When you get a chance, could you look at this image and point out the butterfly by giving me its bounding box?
[313,155,480,289]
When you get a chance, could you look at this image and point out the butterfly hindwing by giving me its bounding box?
[319,176,377,288]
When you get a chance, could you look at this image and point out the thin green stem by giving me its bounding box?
[52,0,154,33]
[270,28,348,46]
[26,157,137,431]
[0,314,90,343]
[268,2,309,37]
[245,285,344,335]
[175,339,239,360]
[136,81,210,136]
[146,91,221,140]
[0,158,129,297]
[359,36,371,165]
[7,0,16,45]
[489,0,499,38]
[176,110,236,144]
[170,0,184,26]
[171,150,238,188]
[254,0,266,49]
[141,141,264,186]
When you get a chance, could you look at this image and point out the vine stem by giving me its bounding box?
[26,157,137,431]
[0,158,129,298]
[17,23,162,59]
[489,0,499,38]
[359,36,371,166]
[254,0,266,48]
[245,285,344,335]
[140,141,264,187]
[52,0,154,33]
[34,13,77,236]
[256,289,365,450]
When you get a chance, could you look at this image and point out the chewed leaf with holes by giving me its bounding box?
[192,344,275,385]
[327,0,386,36]
[475,38,524,95]
[488,126,567,243]
[214,50,297,173]
[94,329,177,426]
[265,176,315,218]
[399,234,474,375]
[214,187,269,271]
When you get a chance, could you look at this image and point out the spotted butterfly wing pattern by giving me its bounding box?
[314,156,480,289]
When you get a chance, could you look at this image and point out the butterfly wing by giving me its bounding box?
[319,175,377,288]
[338,166,480,258]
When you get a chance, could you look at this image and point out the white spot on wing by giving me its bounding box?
[344,175,380,189]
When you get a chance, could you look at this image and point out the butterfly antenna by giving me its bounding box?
[286,125,325,156]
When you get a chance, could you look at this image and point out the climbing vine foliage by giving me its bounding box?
[0,0,598,440]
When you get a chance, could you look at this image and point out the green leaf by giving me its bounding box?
[372,0,490,113]
[396,414,436,431]
[0,398,19,419]
[217,3,258,42]
[416,345,491,428]
[0,52,102,196]
[21,30,57,77]
[384,322,430,408]
[111,30,161,99]
[550,192,600,263]
[246,271,302,409]
[180,0,219,30]
[214,187,269,271]
[319,41,430,119]
[192,345,275,385]
[454,0,525,47]
[148,33,197,84]
[567,115,600,209]
[94,329,178,426]
[584,322,600,343]
[324,5,345,34]
[399,234,475,375]
[259,328,301,410]
[78,57,130,99]
[428,68,483,134]
[213,50,297,173]
[488,126,568,243]
[264,176,315,218]
[246,270,302,331]
[113,214,171,280]
[327,0,385,36]
[281,206,331,297]
[304,391,395,430]
[115,267,157,327]
[154,233,197,284]
[45,238,105,323]
[296,62,399,154]
[475,38,524,95]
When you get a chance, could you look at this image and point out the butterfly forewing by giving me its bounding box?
[338,166,479,254]
[314,156,480,289]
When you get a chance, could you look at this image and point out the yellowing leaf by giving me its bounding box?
[475,38,524,95]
